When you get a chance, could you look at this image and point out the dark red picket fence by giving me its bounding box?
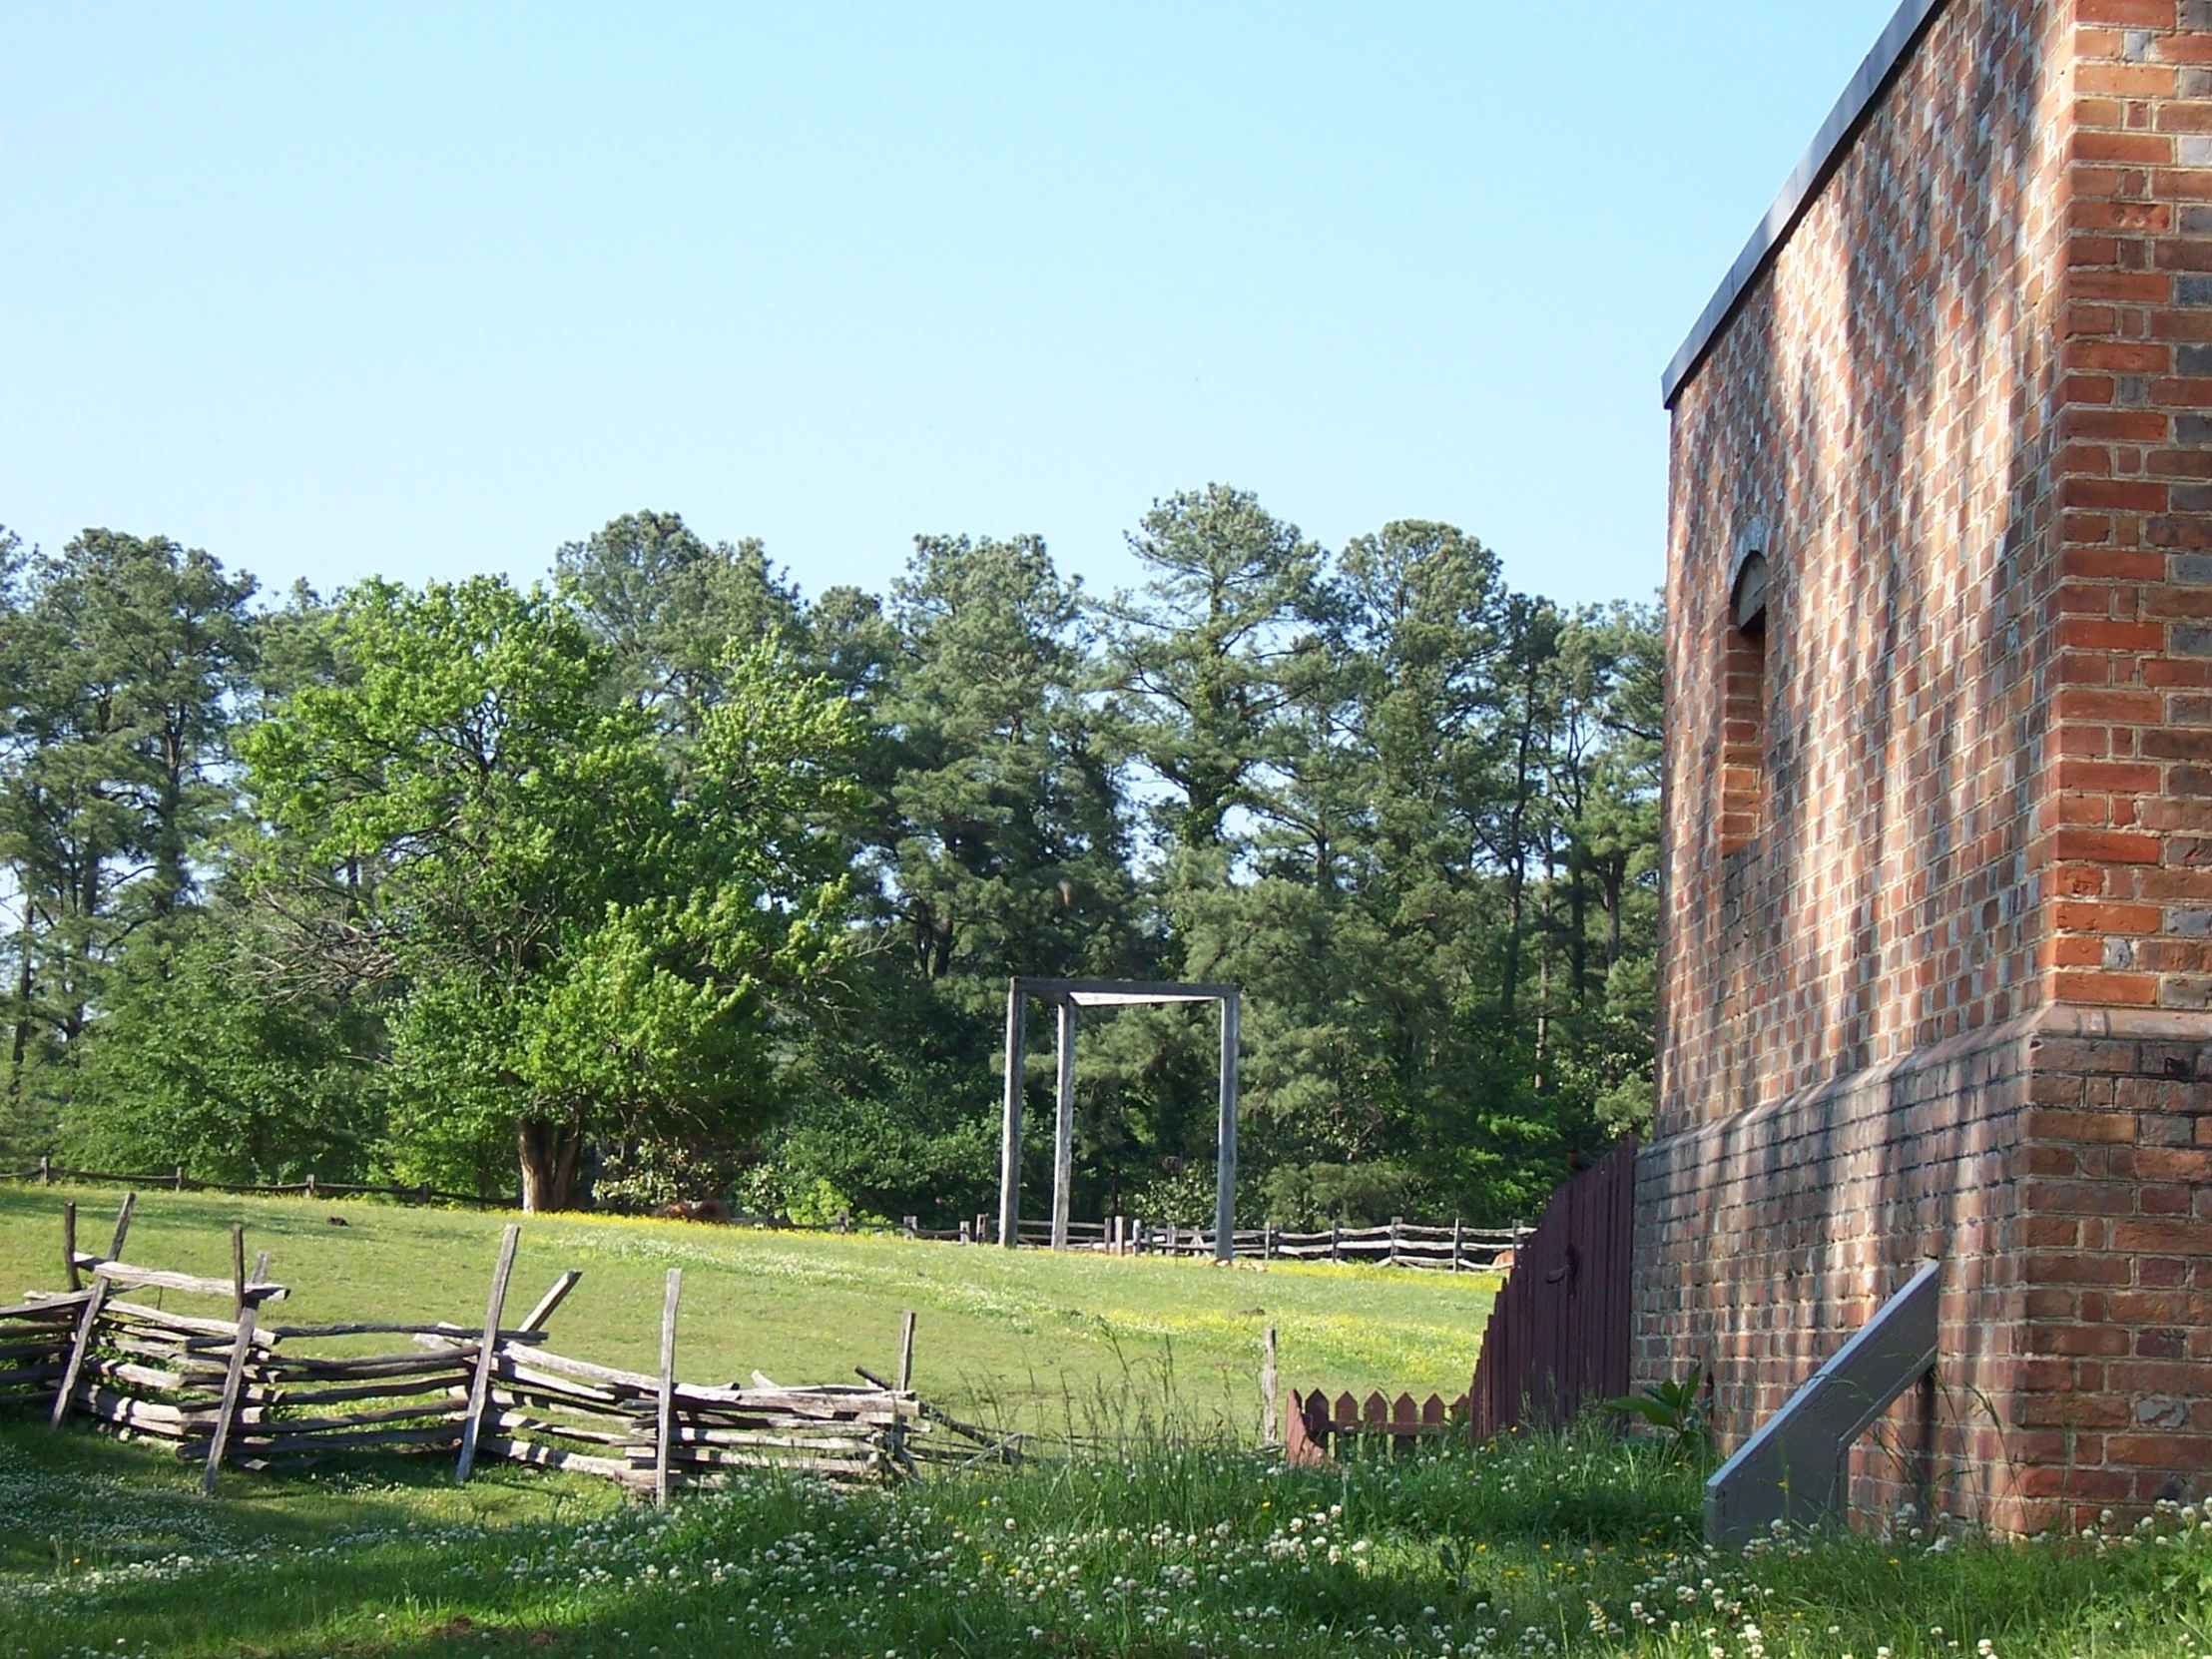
[1466,1138,1635,1437]
[1282,1386,1469,1464]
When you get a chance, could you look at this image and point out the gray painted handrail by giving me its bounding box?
[1704,1258,1940,1549]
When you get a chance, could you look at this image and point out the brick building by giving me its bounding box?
[1646,0,2212,1530]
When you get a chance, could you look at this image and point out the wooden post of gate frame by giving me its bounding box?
[997,980,1026,1249]
[1050,999,1077,1251]
[1213,990,1241,1263]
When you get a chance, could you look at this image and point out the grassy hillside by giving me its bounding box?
[0,1183,1495,1435]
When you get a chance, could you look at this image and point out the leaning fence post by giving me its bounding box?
[108,1192,136,1262]
[203,1238,270,1494]
[51,1274,110,1428]
[1260,1325,1279,1448]
[655,1268,683,1507]
[454,1223,521,1484]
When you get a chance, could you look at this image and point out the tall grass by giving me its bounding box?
[2,1416,2208,1659]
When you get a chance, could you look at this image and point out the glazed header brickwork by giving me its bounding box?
[1647,0,2212,1530]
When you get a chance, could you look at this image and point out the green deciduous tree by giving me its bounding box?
[241,576,860,1209]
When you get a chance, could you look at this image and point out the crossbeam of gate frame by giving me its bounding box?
[997,977,1241,1262]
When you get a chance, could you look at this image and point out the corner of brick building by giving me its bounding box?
[1644,0,2212,1536]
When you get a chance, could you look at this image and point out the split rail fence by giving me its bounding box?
[0,1196,1008,1503]
[932,1215,1521,1272]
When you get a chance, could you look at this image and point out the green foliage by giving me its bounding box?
[1604,1372,1710,1461]
[240,576,860,1208]
[0,529,258,1158]
[58,917,380,1182]
[0,496,1660,1232]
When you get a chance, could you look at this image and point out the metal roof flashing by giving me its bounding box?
[1659,0,1949,409]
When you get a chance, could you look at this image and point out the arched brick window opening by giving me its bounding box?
[1718,551,1769,855]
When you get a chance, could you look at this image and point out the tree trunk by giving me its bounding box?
[517,1117,585,1212]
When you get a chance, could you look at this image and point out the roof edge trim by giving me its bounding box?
[1660,0,1949,410]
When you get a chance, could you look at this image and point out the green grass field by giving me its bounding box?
[0,1182,1495,1436]
[0,1185,2202,1659]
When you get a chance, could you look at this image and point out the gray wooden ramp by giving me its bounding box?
[1704,1258,1941,1549]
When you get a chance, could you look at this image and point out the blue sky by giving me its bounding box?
[0,3,1901,612]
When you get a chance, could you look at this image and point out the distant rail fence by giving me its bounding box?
[3,1163,1522,1273]
[0,1195,991,1502]
[0,1159,516,1209]
[928,1214,1522,1272]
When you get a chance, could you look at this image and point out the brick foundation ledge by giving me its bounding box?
[1637,1004,2212,1534]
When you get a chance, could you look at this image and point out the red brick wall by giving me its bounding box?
[1640,0,2212,1531]
[1659,0,2069,1129]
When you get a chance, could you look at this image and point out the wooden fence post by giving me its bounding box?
[454,1223,521,1483]
[37,1155,48,1185]
[903,1215,917,1240]
[305,1173,316,1201]
[1260,1325,1278,1447]
[897,1309,917,1391]
[50,1275,108,1428]
[1452,1217,1463,1272]
[654,1268,683,1507]
[62,1203,79,1293]
[959,1220,971,1245]
[1389,1216,1402,1267]
[203,1243,271,1494]
[174,1166,186,1191]
[1331,1220,1341,1263]
[51,1187,133,1429]
[1262,1220,1274,1262]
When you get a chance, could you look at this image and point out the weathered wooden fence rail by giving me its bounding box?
[0,1199,940,1502]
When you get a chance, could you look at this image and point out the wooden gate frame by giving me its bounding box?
[997,978,1241,1260]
